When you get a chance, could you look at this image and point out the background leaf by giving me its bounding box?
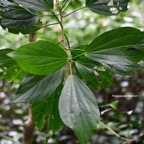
[32,87,64,131]
[0,49,24,81]
[86,0,129,15]
[8,40,68,75]
[13,0,53,12]
[0,0,42,34]
[95,68,112,88]
[12,69,63,103]
[59,75,100,144]
[32,96,54,130]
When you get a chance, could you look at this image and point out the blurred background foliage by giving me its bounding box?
[0,0,144,144]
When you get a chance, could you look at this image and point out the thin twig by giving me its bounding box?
[51,11,63,28]
[64,34,70,48]
[45,22,59,27]
[56,0,65,47]
[63,6,86,18]
[99,121,131,142]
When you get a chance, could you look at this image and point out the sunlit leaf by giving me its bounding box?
[8,40,68,75]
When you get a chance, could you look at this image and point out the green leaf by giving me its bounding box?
[48,86,64,132]
[13,0,53,12]
[0,0,16,13]
[86,0,129,15]
[32,88,64,131]
[59,75,100,144]
[95,68,112,89]
[75,62,99,90]
[12,69,63,103]
[72,45,112,89]
[8,40,68,75]
[85,27,144,75]
[0,1,42,34]
[75,62,94,81]
[61,0,72,10]
[0,49,24,81]
[71,45,100,69]
[32,96,54,130]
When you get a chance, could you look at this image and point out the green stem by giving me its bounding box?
[99,121,130,141]
[45,22,59,27]
[70,61,73,75]
[61,0,69,10]
[64,6,86,18]
[72,53,85,59]
[51,11,63,28]
[64,34,70,48]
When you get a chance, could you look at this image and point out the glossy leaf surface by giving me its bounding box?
[13,0,53,12]
[0,0,42,34]
[59,75,100,144]
[12,69,63,103]
[85,27,144,74]
[72,46,112,89]
[86,0,129,15]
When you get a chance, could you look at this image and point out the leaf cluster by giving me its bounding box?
[0,1,144,144]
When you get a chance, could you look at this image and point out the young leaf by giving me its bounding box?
[71,45,100,69]
[75,62,94,81]
[95,68,112,89]
[85,27,144,74]
[86,0,129,15]
[32,88,64,131]
[12,69,63,103]
[75,62,100,90]
[72,45,112,89]
[13,0,53,12]
[8,40,68,75]
[0,1,42,34]
[59,75,100,144]
[0,49,24,81]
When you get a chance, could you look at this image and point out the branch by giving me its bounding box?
[56,0,65,47]
[23,104,35,144]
